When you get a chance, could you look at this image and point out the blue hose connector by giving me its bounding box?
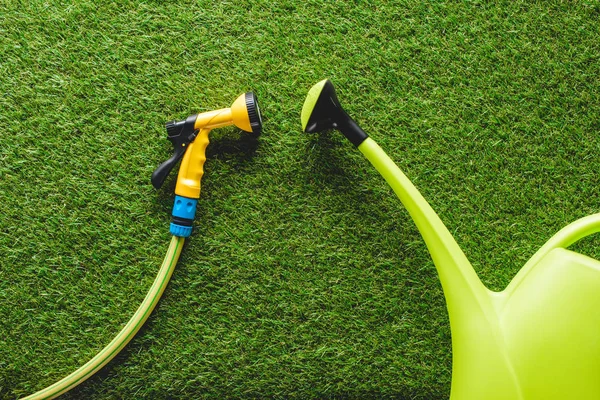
[170,195,198,237]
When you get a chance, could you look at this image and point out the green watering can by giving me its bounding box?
[301,79,600,399]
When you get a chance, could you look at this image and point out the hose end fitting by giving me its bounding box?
[170,195,198,237]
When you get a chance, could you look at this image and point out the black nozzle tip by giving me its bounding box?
[245,92,262,135]
[301,79,341,134]
[300,79,368,147]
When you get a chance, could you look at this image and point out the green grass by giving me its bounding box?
[1,0,599,398]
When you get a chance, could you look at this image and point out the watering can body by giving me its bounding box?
[451,248,600,399]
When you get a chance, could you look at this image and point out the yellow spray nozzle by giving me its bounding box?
[150,92,262,194]
[193,92,262,134]
[151,92,262,237]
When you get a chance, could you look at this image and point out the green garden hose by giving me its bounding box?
[21,91,263,398]
[24,236,184,400]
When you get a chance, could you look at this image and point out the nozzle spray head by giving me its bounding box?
[231,92,262,135]
[300,79,368,146]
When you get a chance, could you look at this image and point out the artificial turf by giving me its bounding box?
[1,0,599,398]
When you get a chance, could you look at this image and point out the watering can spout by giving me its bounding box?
[358,139,492,315]
[300,80,490,312]
[359,139,526,397]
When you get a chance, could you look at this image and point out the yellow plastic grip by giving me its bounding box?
[175,128,210,199]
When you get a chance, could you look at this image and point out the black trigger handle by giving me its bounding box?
[151,114,198,189]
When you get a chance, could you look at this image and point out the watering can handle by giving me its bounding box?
[525,213,600,270]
